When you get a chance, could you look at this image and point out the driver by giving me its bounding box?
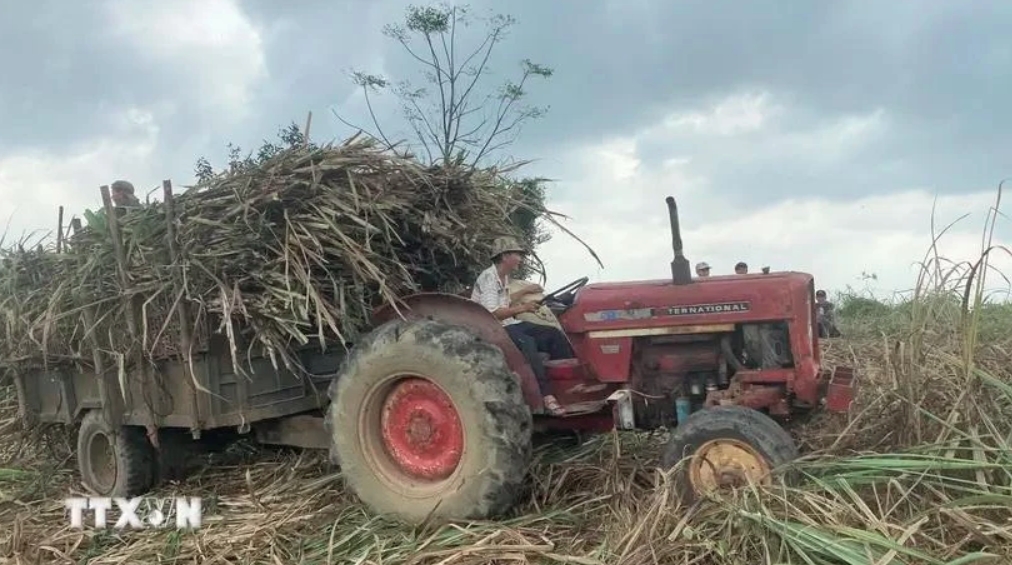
[471,236,573,416]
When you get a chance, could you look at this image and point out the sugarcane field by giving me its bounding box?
[3,2,1012,565]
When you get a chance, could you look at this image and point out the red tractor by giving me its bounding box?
[326,195,857,524]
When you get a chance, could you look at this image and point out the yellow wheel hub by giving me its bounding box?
[688,439,771,494]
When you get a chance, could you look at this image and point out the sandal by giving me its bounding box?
[543,395,566,416]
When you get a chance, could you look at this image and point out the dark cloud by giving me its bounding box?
[0,2,122,151]
[500,0,1012,204]
[2,0,1010,207]
[0,0,264,164]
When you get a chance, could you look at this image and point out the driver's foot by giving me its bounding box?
[543,395,566,416]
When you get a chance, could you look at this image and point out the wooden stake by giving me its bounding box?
[303,111,313,146]
[99,185,160,446]
[163,179,203,437]
[56,206,64,253]
[84,306,124,427]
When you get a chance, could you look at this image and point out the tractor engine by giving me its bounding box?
[628,322,795,429]
[548,195,851,431]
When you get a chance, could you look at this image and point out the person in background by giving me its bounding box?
[111,180,141,208]
[695,262,711,277]
[815,289,841,338]
[471,236,573,416]
[735,261,748,274]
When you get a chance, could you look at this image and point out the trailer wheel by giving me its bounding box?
[661,406,798,502]
[326,318,532,524]
[77,410,157,497]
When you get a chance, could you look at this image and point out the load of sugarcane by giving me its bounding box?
[0,135,578,375]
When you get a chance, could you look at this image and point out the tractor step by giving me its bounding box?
[555,399,608,417]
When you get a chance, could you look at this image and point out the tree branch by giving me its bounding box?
[470,77,524,165]
[443,7,459,159]
[330,107,389,150]
[393,35,441,73]
[455,29,500,115]
[360,86,396,151]
[403,110,435,163]
[405,94,444,153]
[420,33,452,162]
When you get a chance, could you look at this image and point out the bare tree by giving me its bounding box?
[335,3,553,167]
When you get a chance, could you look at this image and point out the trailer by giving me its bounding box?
[13,326,343,497]
[9,179,349,497]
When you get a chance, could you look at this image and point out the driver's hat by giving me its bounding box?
[490,236,527,260]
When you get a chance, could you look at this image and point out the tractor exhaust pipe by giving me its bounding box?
[666,196,692,285]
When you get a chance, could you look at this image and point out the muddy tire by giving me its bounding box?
[661,406,798,502]
[325,318,533,524]
[76,410,157,497]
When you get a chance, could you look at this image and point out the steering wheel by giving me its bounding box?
[540,276,589,306]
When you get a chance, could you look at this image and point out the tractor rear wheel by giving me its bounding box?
[661,406,798,502]
[326,318,533,524]
[76,409,157,497]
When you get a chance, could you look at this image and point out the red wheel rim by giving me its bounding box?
[380,377,464,481]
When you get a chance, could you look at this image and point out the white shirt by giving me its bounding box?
[471,265,520,325]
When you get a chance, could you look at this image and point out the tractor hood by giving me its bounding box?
[559,272,815,333]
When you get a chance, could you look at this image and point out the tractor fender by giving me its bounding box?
[372,293,544,411]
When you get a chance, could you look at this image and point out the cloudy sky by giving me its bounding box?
[2,0,1010,301]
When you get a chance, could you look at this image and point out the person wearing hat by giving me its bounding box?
[695,262,711,277]
[470,236,572,416]
[734,261,748,275]
[111,180,141,207]
[815,289,841,338]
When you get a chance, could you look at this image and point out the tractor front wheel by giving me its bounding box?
[661,405,798,502]
[326,318,533,524]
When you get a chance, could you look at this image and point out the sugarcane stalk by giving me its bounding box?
[0,137,595,382]
[163,179,204,438]
[99,184,160,448]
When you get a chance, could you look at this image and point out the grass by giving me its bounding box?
[1,185,1011,563]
